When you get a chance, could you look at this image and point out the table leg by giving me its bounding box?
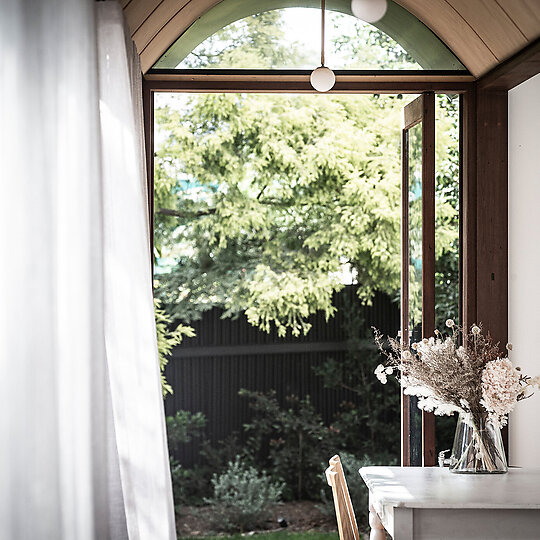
[368,504,386,540]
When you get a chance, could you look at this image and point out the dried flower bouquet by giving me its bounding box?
[374,321,539,472]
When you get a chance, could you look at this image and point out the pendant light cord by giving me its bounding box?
[321,0,325,66]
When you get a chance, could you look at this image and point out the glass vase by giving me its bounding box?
[449,413,507,474]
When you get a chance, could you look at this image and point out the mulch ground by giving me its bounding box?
[176,500,338,537]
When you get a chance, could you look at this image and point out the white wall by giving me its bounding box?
[508,73,540,467]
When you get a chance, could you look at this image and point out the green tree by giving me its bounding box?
[155,92,405,335]
[155,297,194,396]
[154,9,459,336]
[434,94,460,329]
[181,10,308,69]
[331,12,420,69]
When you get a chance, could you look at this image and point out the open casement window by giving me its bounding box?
[401,92,436,467]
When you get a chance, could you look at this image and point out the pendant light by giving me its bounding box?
[310,0,335,92]
[351,0,387,23]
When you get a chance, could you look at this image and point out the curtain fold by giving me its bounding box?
[97,2,176,538]
[0,1,175,538]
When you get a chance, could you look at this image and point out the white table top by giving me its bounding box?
[360,466,540,510]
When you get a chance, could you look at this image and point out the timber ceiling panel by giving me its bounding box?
[124,0,540,76]
[448,0,527,60]
[497,0,540,42]
[124,0,162,37]
[394,0,499,75]
[131,0,192,54]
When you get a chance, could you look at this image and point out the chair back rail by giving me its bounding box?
[325,455,360,540]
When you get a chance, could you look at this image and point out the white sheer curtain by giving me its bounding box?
[0,1,175,538]
[97,3,176,538]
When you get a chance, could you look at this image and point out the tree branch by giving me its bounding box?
[157,207,216,218]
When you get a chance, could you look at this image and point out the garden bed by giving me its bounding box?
[176,500,338,538]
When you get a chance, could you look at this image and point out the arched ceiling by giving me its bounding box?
[121,0,540,77]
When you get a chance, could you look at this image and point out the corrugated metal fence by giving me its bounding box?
[164,287,399,466]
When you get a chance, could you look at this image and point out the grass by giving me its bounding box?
[178,532,339,540]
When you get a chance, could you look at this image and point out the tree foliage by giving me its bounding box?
[155,297,194,396]
[180,10,307,69]
[154,9,459,336]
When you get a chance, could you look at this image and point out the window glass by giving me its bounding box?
[175,9,421,70]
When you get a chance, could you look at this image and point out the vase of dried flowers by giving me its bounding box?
[374,320,540,475]
[450,412,507,473]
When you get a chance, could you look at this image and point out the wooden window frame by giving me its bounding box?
[401,92,436,467]
[143,64,518,464]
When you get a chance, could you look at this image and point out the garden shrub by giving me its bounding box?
[204,457,284,532]
[312,299,400,459]
[177,433,247,507]
[199,433,247,473]
[166,410,208,511]
[170,461,213,508]
[166,410,207,454]
[240,389,337,501]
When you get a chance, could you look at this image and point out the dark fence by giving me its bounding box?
[164,287,399,466]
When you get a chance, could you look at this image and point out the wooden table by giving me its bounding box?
[359,466,540,540]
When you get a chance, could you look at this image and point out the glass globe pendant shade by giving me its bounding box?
[310,66,336,92]
[311,0,335,92]
[351,0,387,23]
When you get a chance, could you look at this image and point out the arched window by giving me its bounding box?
[154,1,466,71]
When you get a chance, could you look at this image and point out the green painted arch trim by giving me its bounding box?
[154,0,466,71]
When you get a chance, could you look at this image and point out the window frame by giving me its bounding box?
[143,71,508,464]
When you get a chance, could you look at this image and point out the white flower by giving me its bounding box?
[480,358,521,420]
[404,385,432,398]
[401,350,413,361]
[374,364,388,384]
[445,319,455,328]
[471,325,481,335]
[403,385,460,416]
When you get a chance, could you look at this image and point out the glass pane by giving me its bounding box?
[155,2,467,71]
[176,10,421,70]
[408,122,423,344]
[434,94,460,456]
[407,120,423,466]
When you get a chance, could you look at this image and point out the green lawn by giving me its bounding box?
[178,532,339,540]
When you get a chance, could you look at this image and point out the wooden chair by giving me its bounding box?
[326,455,386,540]
[325,455,360,540]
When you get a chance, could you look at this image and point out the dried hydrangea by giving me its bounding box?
[481,358,521,426]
